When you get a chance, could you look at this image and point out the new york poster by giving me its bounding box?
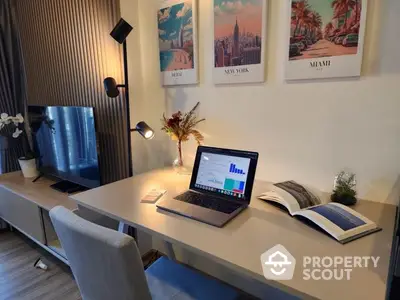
[213,0,267,84]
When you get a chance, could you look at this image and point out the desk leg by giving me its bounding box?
[118,222,129,234]
[164,241,176,260]
[118,222,137,240]
[118,222,153,258]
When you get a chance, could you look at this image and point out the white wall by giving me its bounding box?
[121,0,400,205]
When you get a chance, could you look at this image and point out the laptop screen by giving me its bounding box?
[190,146,258,203]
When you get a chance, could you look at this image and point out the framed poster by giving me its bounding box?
[213,0,267,85]
[158,0,198,86]
[285,0,367,80]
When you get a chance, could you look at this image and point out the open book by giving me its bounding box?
[258,181,381,244]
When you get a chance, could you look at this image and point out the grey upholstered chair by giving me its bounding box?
[50,206,240,300]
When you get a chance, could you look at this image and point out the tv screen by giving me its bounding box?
[28,106,101,188]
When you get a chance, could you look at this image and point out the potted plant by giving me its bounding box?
[161,102,205,173]
[331,171,357,206]
[0,113,38,178]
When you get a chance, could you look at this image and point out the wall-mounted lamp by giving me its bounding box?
[103,77,124,98]
[131,122,155,140]
[104,18,154,177]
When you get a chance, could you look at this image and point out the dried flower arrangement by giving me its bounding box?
[161,102,205,168]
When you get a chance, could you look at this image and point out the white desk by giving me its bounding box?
[71,168,397,300]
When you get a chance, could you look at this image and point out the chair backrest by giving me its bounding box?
[50,206,152,300]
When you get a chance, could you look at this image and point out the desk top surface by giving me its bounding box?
[0,172,77,211]
[71,168,397,300]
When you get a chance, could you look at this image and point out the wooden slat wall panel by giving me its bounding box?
[15,0,129,183]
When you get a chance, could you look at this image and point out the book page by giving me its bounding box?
[293,203,377,241]
[274,181,322,209]
[259,181,323,215]
[259,190,300,215]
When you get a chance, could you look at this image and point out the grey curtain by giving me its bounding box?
[0,0,26,174]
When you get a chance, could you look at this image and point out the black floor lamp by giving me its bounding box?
[104,18,154,177]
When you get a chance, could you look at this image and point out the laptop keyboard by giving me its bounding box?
[174,191,243,214]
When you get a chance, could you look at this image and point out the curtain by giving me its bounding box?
[0,0,27,174]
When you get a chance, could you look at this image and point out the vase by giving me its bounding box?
[18,158,39,178]
[173,140,190,175]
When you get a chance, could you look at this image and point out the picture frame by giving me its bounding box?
[285,0,368,80]
[158,0,199,86]
[212,0,268,85]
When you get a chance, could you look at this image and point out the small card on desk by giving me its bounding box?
[141,189,167,204]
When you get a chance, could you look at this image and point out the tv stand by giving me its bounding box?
[0,171,130,266]
[0,172,78,264]
[51,180,88,194]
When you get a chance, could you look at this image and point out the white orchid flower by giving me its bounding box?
[0,113,12,125]
[13,114,24,125]
[12,128,23,138]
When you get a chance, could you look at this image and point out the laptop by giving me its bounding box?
[157,146,259,227]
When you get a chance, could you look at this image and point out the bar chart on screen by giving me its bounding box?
[229,164,246,175]
[195,152,251,195]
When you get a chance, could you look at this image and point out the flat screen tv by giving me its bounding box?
[28,106,101,189]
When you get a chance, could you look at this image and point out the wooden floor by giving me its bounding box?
[0,230,81,300]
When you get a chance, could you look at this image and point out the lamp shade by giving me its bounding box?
[104,77,120,98]
[110,18,133,44]
[135,122,155,140]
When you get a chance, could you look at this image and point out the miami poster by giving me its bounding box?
[285,0,368,80]
[158,0,198,86]
[213,0,267,85]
